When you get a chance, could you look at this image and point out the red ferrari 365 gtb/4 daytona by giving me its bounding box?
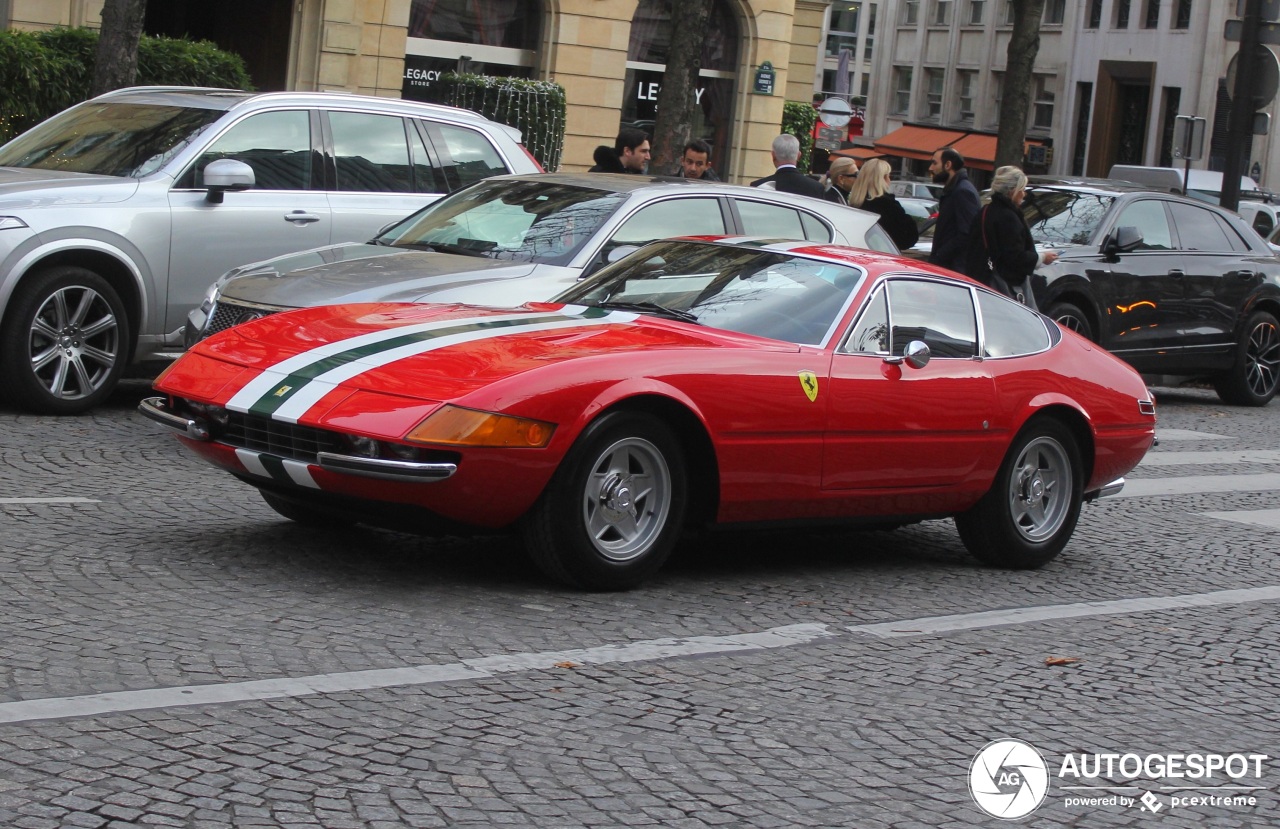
[142,238,1156,589]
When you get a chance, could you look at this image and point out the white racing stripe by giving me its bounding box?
[283,459,319,489]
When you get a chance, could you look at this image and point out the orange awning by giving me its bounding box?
[872,125,968,161]
[830,146,884,162]
[947,133,1045,172]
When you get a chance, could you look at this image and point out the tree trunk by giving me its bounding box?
[995,0,1047,169]
[92,0,149,97]
[650,0,715,175]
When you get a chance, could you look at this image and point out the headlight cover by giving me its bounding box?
[406,405,555,448]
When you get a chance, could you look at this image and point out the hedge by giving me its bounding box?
[422,73,566,172]
[0,27,252,142]
[781,100,819,175]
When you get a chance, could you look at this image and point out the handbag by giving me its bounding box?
[979,206,1014,299]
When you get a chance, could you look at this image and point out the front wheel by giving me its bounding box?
[1213,310,1280,406]
[1046,301,1094,342]
[0,266,130,414]
[956,418,1082,569]
[523,412,687,590]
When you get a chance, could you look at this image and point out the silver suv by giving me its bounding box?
[0,86,539,413]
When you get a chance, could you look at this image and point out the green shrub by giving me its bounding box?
[781,100,818,175]
[0,27,252,142]
[423,73,566,172]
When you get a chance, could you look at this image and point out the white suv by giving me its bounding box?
[0,86,540,413]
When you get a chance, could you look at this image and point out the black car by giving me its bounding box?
[1024,179,1280,406]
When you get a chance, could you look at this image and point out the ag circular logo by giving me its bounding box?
[969,738,1050,819]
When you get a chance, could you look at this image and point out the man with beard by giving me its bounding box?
[927,147,980,273]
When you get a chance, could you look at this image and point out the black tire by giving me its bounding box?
[1213,310,1280,407]
[1047,301,1094,342]
[956,418,1082,569]
[522,411,687,590]
[260,490,355,527]
[0,266,130,414]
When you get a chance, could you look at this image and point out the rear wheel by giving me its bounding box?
[523,412,686,590]
[260,490,355,528]
[1213,310,1280,406]
[1046,301,1094,342]
[0,266,129,414]
[956,418,1082,569]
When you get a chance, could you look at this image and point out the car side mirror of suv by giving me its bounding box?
[1102,225,1143,258]
[204,159,256,204]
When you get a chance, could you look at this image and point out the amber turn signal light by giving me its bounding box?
[406,405,555,448]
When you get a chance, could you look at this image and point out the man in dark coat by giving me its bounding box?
[927,147,981,272]
[589,127,650,174]
[750,134,827,200]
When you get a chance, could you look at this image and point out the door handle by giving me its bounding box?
[284,211,321,224]
[1235,270,1258,279]
[1167,269,1184,278]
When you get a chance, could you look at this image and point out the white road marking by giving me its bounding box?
[1154,429,1233,441]
[1139,450,1280,466]
[1201,508,1280,530]
[848,585,1280,639]
[0,498,99,504]
[1111,474,1280,498]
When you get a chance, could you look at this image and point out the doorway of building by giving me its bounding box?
[1114,82,1150,166]
[144,0,293,91]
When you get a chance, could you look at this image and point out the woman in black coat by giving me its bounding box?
[966,165,1058,309]
[846,158,919,250]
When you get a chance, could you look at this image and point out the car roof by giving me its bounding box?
[90,86,520,139]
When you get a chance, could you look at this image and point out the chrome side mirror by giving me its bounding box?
[886,339,931,369]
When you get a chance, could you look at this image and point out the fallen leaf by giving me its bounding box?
[1044,656,1080,667]
[554,661,579,669]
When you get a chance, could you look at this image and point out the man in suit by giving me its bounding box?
[750,134,826,200]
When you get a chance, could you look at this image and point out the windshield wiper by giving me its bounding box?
[386,241,491,257]
[591,301,700,325]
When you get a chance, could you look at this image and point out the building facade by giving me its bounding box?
[2,0,833,184]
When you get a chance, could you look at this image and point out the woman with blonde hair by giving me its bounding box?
[818,156,858,204]
[965,165,1059,308]
[846,158,919,250]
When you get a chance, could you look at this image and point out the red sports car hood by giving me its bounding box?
[179,302,795,420]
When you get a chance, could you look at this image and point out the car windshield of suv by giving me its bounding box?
[377,179,628,266]
[1021,188,1115,246]
[0,103,225,177]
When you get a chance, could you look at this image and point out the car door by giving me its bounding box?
[824,277,997,491]
[1165,200,1260,349]
[325,111,442,245]
[1095,197,1184,356]
[167,109,330,333]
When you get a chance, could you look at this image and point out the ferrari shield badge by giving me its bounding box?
[798,370,819,402]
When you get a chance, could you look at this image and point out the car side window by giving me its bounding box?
[841,286,889,354]
[433,124,510,190]
[190,110,313,190]
[1114,199,1172,250]
[886,279,977,358]
[737,199,829,241]
[610,198,727,246]
[408,122,447,194]
[978,290,1051,357]
[1167,201,1235,252]
[329,111,412,193]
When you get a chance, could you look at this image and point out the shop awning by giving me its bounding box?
[946,133,1045,172]
[872,125,967,161]
[830,146,884,162]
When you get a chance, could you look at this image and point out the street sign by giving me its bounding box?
[1172,116,1207,161]
[817,97,852,129]
[1226,44,1280,106]
[1225,18,1280,44]
[752,62,775,95]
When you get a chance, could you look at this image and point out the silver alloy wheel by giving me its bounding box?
[1244,317,1280,398]
[1006,435,1072,543]
[1054,311,1086,334]
[581,436,672,562]
[29,284,121,401]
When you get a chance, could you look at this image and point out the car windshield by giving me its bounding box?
[558,240,863,345]
[0,102,225,177]
[1022,188,1116,246]
[377,179,628,266]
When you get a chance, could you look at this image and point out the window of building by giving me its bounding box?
[1044,0,1066,24]
[1002,0,1015,25]
[1158,86,1181,166]
[1032,75,1055,130]
[904,0,920,24]
[1116,0,1131,28]
[826,1,861,59]
[866,3,877,62]
[958,70,977,123]
[1072,83,1092,175]
[925,69,944,120]
[966,0,984,25]
[990,71,1004,128]
[1175,0,1192,28]
[1144,0,1161,28]
[894,67,913,114]
[1087,0,1103,27]
[408,0,540,49]
[932,0,953,25]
